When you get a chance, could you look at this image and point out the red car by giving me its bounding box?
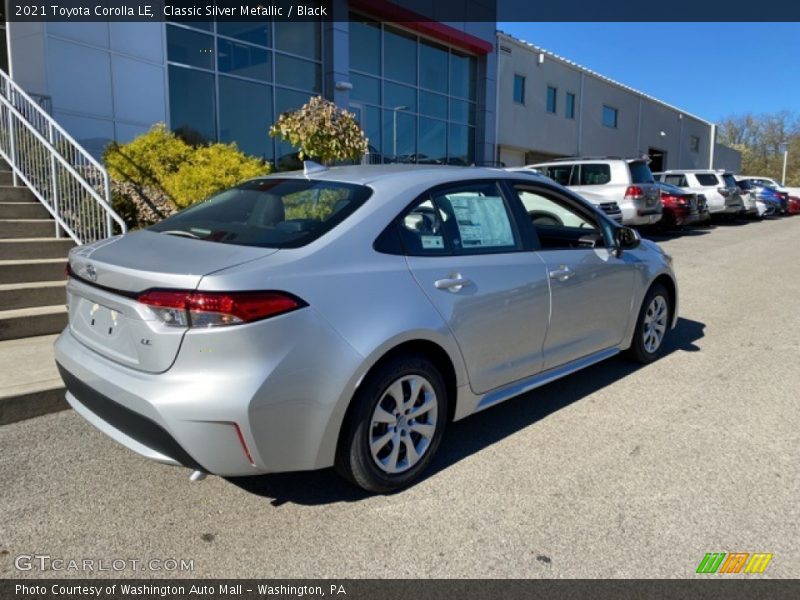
[787,196,800,215]
[655,182,704,229]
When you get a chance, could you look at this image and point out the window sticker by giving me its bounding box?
[448,195,514,248]
[421,235,444,249]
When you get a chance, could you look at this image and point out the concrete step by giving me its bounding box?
[0,334,66,425]
[0,238,74,260]
[0,171,14,185]
[0,186,35,202]
[0,219,55,238]
[0,280,66,310]
[0,258,66,284]
[0,201,49,219]
[0,304,67,341]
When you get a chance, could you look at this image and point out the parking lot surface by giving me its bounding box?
[1,217,798,579]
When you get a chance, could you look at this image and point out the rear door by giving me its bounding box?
[401,180,551,394]
[510,181,635,370]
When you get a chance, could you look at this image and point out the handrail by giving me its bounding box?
[0,68,126,244]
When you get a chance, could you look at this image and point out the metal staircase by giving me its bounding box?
[0,68,126,425]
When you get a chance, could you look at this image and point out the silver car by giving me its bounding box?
[55,165,678,493]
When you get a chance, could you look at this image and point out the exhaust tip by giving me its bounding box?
[189,470,208,482]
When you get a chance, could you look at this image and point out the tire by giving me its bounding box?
[626,283,671,364]
[335,355,448,493]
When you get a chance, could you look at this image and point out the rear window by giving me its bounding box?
[695,174,719,186]
[148,179,371,248]
[628,161,655,184]
[721,174,738,188]
[577,164,611,185]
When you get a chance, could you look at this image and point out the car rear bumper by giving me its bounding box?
[620,203,662,226]
[54,306,366,477]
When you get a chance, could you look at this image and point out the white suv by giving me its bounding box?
[528,158,662,226]
[654,170,745,216]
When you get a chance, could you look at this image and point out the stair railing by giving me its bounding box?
[0,69,126,244]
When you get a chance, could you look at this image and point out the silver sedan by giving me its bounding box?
[55,165,678,493]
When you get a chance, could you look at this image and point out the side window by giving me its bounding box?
[434,182,519,253]
[664,174,688,187]
[398,198,450,255]
[578,164,611,185]
[513,184,606,250]
[695,174,719,186]
[397,182,520,255]
[544,165,573,186]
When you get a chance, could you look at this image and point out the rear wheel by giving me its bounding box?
[335,355,448,493]
[626,283,671,364]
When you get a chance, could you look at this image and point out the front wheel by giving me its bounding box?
[626,283,671,364]
[335,355,448,493]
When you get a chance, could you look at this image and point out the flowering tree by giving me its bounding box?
[269,96,369,165]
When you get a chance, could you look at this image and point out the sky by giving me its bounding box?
[497,22,800,122]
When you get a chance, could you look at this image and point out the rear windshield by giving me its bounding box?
[695,174,719,186]
[149,178,372,248]
[628,161,655,184]
[721,174,738,188]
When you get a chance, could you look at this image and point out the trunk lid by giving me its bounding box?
[66,231,276,373]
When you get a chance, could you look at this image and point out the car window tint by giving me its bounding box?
[433,183,518,253]
[544,165,573,186]
[695,174,719,186]
[577,164,611,185]
[398,198,450,255]
[664,174,688,187]
[628,161,655,184]
[148,179,371,248]
[721,174,738,188]
[517,190,596,230]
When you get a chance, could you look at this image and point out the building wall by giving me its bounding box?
[496,33,740,171]
[8,21,167,157]
[713,143,742,172]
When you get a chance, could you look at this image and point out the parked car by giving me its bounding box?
[528,157,663,227]
[696,194,711,225]
[736,176,789,214]
[787,196,800,215]
[654,170,745,217]
[736,178,784,216]
[654,182,704,230]
[506,168,623,224]
[55,165,678,493]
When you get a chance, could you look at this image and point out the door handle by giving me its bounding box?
[549,265,573,281]
[435,274,472,292]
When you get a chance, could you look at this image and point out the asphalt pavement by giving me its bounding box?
[1,216,798,579]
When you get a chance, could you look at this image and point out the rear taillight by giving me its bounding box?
[625,185,644,199]
[137,290,304,328]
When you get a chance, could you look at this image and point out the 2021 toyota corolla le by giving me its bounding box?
[55,165,678,493]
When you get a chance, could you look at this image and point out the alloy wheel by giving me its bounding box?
[643,295,668,353]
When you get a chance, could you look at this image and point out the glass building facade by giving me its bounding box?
[166,21,322,162]
[348,16,477,165]
[166,16,480,167]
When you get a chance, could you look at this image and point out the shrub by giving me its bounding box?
[269,96,368,164]
[162,143,270,209]
[103,124,271,223]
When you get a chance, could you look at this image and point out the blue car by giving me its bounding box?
[737,179,785,215]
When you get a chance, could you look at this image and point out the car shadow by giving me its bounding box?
[227,317,705,506]
[642,228,713,242]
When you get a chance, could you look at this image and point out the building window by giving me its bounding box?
[513,75,525,104]
[690,135,700,152]
[565,92,575,119]
[602,105,618,128]
[166,21,323,162]
[546,86,557,114]
[348,15,478,165]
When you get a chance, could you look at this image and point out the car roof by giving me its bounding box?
[529,157,646,166]
[250,164,549,187]
[659,169,730,174]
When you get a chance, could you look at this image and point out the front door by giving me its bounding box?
[510,182,636,370]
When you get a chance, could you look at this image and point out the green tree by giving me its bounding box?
[269,96,368,165]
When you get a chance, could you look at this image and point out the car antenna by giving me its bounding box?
[303,160,328,175]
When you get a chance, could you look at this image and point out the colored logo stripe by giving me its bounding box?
[696,552,773,574]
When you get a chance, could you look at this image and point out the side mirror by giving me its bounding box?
[615,226,641,255]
